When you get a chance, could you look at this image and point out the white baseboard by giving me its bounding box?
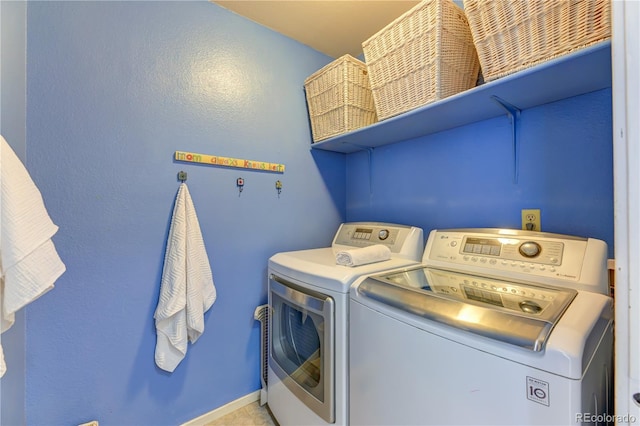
[181,390,260,426]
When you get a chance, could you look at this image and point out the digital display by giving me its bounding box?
[353,228,373,240]
[463,237,502,256]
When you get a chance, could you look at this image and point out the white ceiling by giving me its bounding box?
[211,1,422,58]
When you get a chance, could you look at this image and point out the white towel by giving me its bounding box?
[335,244,392,267]
[0,136,66,378]
[154,183,216,372]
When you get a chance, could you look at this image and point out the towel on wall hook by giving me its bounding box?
[154,183,216,372]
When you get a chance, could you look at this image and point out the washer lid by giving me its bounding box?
[269,247,419,293]
[357,266,577,351]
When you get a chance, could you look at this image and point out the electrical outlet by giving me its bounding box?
[521,209,541,231]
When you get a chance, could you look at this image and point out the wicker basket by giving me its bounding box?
[304,54,377,142]
[362,0,480,121]
[464,0,611,82]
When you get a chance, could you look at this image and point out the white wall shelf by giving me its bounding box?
[310,41,612,154]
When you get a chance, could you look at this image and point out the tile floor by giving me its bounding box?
[205,401,277,426]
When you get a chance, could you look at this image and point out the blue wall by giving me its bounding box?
[346,89,614,255]
[0,1,27,425]
[25,2,343,424]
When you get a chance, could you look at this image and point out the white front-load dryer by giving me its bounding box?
[267,222,424,426]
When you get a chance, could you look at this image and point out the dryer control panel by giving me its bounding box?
[423,228,608,295]
[332,222,424,261]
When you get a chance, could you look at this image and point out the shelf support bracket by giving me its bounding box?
[366,147,374,198]
[341,142,375,196]
[491,95,522,184]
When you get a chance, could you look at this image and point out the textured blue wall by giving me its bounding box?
[0,1,27,425]
[346,89,614,255]
[25,2,343,424]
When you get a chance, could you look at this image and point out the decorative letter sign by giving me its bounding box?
[174,151,285,173]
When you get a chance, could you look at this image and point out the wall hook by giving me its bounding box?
[275,180,282,197]
[237,177,244,196]
[178,171,187,183]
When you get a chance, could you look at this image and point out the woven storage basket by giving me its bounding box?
[362,0,480,121]
[304,54,377,142]
[464,0,611,82]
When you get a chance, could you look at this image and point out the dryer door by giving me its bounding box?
[268,274,335,423]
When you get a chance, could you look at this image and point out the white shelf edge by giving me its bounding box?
[311,41,612,154]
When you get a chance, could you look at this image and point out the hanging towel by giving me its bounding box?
[0,135,66,378]
[154,183,216,372]
[335,244,391,267]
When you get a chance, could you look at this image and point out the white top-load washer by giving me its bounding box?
[349,228,613,425]
[267,222,424,426]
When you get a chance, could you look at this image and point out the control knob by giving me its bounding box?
[378,229,389,240]
[519,241,541,258]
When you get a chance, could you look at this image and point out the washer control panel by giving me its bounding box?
[461,236,564,266]
[423,228,609,294]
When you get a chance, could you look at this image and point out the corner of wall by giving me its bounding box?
[0,1,28,425]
